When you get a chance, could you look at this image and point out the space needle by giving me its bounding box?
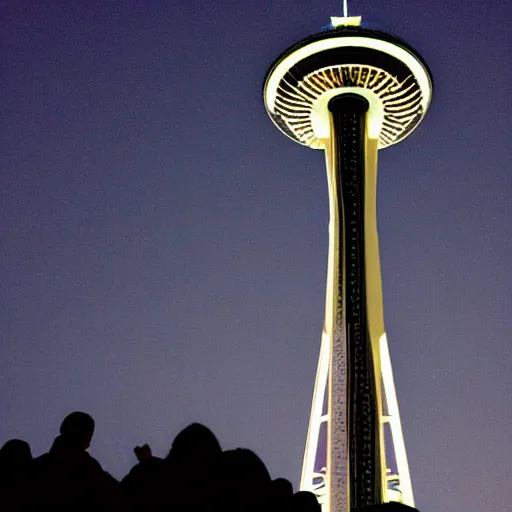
[263,7,432,512]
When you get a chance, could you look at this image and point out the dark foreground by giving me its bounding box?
[0,411,420,512]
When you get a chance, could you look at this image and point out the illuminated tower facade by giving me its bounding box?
[263,16,432,512]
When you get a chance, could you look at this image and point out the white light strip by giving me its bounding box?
[380,333,415,507]
[300,330,330,491]
[265,36,431,114]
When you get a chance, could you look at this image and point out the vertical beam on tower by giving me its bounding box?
[380,333,415,507]
[328,94,383,512]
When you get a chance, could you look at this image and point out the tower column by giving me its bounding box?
[327,94,382,512]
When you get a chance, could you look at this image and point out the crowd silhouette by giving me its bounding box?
[0,411,420,511]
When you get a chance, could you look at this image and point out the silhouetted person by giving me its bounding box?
[122,423,223,511]
[164,423,222,511]
[30,411,119,510]
[0,439,33,510]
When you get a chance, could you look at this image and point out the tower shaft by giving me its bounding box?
[326,94,384,511]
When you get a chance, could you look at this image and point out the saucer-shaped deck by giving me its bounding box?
[263,26,433,149]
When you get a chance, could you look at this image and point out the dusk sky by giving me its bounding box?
[1,1,511,510]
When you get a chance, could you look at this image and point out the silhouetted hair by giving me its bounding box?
[0,439,32,466]
[167,422,221,461]
[60,411,95,441]
[221,448,271,488]
[271,477,293,497]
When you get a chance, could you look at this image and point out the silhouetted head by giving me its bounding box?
[221,448,271,493]
[271,477,293,498]
[269,477,294,511]
[213,448,272,511]
[59,411,95,451]
[167,423,221,463]
[0,439,32,467]
[292,491,321,512]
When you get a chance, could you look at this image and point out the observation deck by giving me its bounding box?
[264,26,432,150]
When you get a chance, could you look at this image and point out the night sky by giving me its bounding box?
[2,1,511,510]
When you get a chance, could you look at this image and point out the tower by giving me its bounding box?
[263,16,432,512]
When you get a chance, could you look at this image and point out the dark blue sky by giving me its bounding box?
[1,1,511,510]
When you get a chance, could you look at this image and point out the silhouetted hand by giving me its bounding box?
[133,444,152,461]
